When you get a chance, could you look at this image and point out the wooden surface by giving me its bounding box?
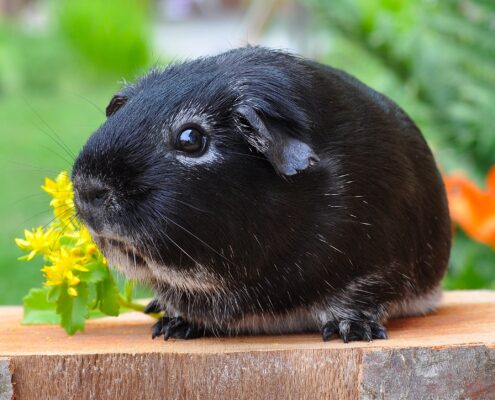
[0,291,494,399]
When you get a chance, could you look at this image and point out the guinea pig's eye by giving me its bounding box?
[176,128,207,155]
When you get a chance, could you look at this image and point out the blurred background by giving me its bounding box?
[1,0,494,304]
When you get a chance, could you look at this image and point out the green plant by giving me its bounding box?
[15,171,159,334]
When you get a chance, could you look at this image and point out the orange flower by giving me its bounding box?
[444,167,495,249]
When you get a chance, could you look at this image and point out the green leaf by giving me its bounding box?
[47,285,62,303]
[79,261,108,283]
[57,283,89,335]
[97,274,120,316]
[22,287,60,325]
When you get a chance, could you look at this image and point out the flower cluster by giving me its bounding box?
[16,172,103,297]
[16,171,152,335]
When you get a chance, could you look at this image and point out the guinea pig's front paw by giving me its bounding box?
[322,319,388,343]
[143,298,162,314]
[151,316,204,341]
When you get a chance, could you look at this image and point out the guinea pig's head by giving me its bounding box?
[72,47,321,282]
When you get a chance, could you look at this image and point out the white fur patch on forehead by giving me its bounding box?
[169,105,214,133]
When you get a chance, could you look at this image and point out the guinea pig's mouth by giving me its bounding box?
[97,236,148,266]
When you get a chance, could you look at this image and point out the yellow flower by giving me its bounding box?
[15,227,58,261]
[74,225,107,264]
[42,247,89,296]
[42,266,80,296]
[42,266,80,287]
[86,244,98,257]
[76,225,93,246]
[19,171,109,299]
[41,171,76,227]
[41,171,73,198]
[49,247,89,274]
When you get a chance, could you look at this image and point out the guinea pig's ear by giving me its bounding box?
[106,95,128,117]
[235,105,320,176]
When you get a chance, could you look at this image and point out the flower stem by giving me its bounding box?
[117,295,161,319]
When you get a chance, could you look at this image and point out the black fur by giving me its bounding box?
[72,47,451,342]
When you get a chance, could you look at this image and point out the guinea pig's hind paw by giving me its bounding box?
[151,316,203,341]
[322,320,388,343]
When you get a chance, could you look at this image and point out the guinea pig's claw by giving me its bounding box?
[151,317,164,339]
[322,319,388,343]
[322,321,338,341]
[370,321,388,340]
[151,316,204,341]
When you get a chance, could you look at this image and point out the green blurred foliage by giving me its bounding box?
[57,0,151,76]
[0,0,151,93]
[0,24,74,93]
[305,0,495,178]
[445,231,495,290]
[304,0,495,289]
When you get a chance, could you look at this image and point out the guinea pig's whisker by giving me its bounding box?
[133,215,166,266]
[15,212,52,236]
[44,209,76,230]
[148,206,212,261]
[6,169,56,178]
[6,160,62,174]
[162,230,202,267]
[20,206,67,227]
[38,143,74,168]
[27,119,75,167]
[172,198,210,214]
[40,213,78,253]
[74,93,105,116]
[14,202,76,236]
[25,100,76,161]
[227,151,267,161]
[164,217,238,268]
[9,192,58,208]
[37,206,76,232]
[49,219,74,250]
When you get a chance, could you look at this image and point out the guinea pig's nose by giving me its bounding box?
[73,179,109,211]
[79,187,108,208]
[73,179,110,233]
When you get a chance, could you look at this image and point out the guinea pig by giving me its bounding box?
[72,46,451,342]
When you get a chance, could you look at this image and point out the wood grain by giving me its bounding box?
[0,290,494,400]
[360,346,495,399]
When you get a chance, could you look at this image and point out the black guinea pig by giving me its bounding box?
[72,47,451,342]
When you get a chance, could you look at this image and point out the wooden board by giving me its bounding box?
[0,291,494,399]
